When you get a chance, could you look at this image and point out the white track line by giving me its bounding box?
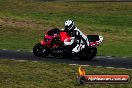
[107,57,114,59]
[2,48,7,50]
[106,67,114,69]
[17,60,26,62]
[16,50,21,51]
[106,56,112,58]
[80,65,90,67]
[69,64,78,66]
[69,64,132,70]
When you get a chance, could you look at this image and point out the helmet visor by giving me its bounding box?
[65,24,73,31]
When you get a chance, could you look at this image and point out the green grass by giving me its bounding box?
[0,26,42,50]
[0,0,132,56]
[0,58,131,88]
[0,1,131,87]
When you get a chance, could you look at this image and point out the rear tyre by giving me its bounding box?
[33,43,49,57]
[79,47,97,61]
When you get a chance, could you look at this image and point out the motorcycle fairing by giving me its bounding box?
[60,32,71,42]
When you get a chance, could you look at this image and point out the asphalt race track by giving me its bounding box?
[0,49,132,69]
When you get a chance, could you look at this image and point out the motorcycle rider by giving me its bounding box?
[63,20,89,53]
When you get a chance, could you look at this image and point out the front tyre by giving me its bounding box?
[89,47,97,59]
[33,43,49,57]
[79,47,97,61]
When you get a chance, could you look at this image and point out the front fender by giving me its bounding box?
[40,41,46,45]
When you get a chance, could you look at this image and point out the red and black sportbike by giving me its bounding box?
[33,28,103,60]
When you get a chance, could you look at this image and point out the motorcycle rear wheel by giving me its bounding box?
[33,43,49,57]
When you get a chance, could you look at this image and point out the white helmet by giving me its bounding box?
[65,20,74,31]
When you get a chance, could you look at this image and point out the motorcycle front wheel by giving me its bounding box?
[33,43,49,57]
